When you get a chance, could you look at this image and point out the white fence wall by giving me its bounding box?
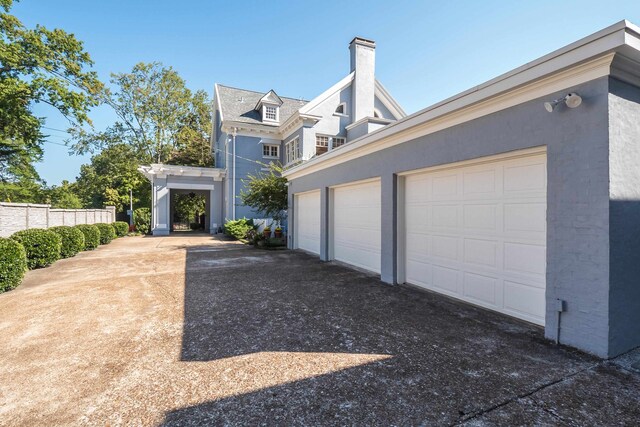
[0,203,116,237]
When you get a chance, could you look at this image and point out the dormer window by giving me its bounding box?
[255,90,283,124]
[264,105,278,121]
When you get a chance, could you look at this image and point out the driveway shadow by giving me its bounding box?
[168,246,602,424]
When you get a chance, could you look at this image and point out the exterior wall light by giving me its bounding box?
[544,93,582,112]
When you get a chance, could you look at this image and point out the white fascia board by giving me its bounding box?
[284,21,639,180]
[297,72,355,115]
[374,80,406,119]
[214,84,224,122]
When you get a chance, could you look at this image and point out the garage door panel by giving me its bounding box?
[504,280,546,320]
[504,242,545,276]
[333,180,381,274]
[463,272,498,305]
[463,169,497,195]
[463,238,498,268]
[431,235,457,260]
[404,152,547,325]
[295,191,321,255]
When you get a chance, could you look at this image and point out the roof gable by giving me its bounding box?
[254,90,284,110]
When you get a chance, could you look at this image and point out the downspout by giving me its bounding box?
[232,128,237,220]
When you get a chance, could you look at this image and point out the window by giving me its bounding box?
[333,137,346,148]
[315,135,329,155]
[285,137,301,164]
[264,105,278,121]
[262,144,279,158]
[334,102,347,116]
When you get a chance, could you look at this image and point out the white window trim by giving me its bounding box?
[262,144,279,159]
[333,102,348,117]
[263,104,279,122]
[285,136,301,165]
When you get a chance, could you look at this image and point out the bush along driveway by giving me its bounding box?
[0,235,639,426]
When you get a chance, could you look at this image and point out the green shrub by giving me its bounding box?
[134,208,151,235]
[49,226,85,258]
[10,228,61,269]
[95,223,116,244]
[75,224,100,250]
[189,222,201,230]
[112,221,129,237]
[224,218,255,240]
[0,238,27,292]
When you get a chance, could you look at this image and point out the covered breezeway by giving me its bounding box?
[139,164,226,236]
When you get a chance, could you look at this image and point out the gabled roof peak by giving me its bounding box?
[254,89,283,111]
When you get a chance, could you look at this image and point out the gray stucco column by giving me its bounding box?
[380,174,397,284]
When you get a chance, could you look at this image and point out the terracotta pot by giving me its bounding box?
[274,230,282,238]
[263,230,271,238]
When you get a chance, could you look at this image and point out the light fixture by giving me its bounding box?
[544,93,582,112]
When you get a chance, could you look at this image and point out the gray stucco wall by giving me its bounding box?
[288,77,617,357]
[607,77,640,357]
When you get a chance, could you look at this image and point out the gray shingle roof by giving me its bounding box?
[217,85,308,126]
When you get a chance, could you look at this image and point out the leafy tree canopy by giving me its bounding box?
[240,163,288,223]
[70,62,212,166]
[0,0,103,191]
[74,144,149,212]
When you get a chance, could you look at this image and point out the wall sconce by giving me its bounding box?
[544,93,582,112]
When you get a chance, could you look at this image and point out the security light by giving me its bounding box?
[544,93,582,112]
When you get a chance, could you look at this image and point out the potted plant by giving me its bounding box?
[263,226,271,238]
[274,226,282,238]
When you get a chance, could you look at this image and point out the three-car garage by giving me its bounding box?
[291,149,547,326]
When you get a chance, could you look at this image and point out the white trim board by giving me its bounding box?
[166,183,215,190]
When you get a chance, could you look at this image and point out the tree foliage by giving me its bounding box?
[70,62,212,166]
[43,180,82,208]
[74,144,149,212]
[240,163,288,223]
[0,0,103,196]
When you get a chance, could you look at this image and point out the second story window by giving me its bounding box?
[285,137,301,165]
[316,135,329,156]
[333,137,346,148]
[262,144,279,158]
[264,105,278,121]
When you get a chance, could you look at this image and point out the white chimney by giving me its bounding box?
[349,37,376,122]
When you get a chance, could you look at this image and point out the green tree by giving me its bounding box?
[0,0,103,200]
[43,180,82,208]
[74,144,149,212]
[70,62,212,166]
[240,163,288,224]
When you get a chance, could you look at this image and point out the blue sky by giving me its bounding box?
[13,0,640,185]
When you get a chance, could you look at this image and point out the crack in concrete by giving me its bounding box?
[450,361,603,426]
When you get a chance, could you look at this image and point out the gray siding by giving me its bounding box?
[607,77,640,357]
[288,77,616,357]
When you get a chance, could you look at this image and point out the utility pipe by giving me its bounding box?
[232,128,237,220]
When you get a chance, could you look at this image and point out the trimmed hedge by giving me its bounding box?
[10,228,61,269]
[50,226,85,258]
[112,221,129,237]
[224,218,255,240]
[0,238,27,292]
[95,223,116,245]
[75,224,100,250]
[134,208,151,235]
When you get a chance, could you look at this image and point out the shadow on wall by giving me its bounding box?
[160,245,596,425]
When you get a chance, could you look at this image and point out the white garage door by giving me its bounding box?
[403,151,547,325]
[332,179,381,273]
[295,190,321,254]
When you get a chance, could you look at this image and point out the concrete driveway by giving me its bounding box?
[0,235,638,426]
